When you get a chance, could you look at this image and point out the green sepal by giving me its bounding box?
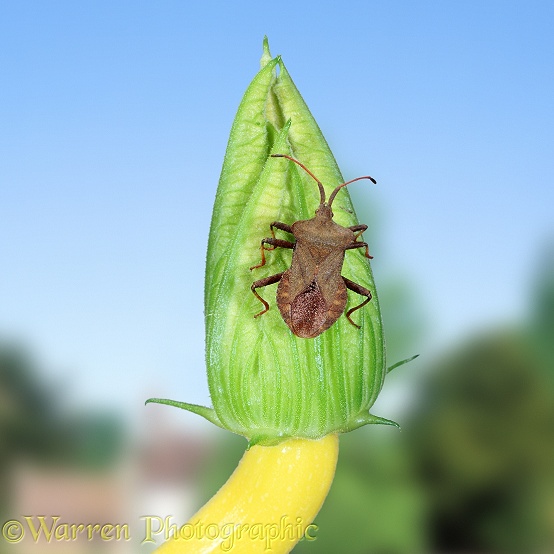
[145,398,225,430]
[247,434,291,449]
[387,354,419,373]
[343,412,400,432]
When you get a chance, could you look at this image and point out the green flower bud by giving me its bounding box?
[148,38,396,446]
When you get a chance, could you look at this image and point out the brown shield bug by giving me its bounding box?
[250,154,376,339]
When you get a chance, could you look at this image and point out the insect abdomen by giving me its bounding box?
[277,274,347,338]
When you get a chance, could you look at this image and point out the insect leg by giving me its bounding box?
[269,221,293,238]
[348,224,368,239]
[251,272,285,318]
[343,277,372,328]
[250,238,295,270]
[345,240,373,259]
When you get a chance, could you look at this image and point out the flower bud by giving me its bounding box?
[148,39,393,446]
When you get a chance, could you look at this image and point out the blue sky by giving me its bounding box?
[1,1,553,424]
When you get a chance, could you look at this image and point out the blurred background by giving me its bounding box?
[1,1,553,552]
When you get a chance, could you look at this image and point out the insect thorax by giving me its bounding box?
[292,217,354,247]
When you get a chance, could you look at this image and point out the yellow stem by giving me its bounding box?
[153,434,339,553]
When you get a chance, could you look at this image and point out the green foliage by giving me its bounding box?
[0,343,124,520]
[409,328,554,553]
[0,345,63,461]
[0,345,124,469]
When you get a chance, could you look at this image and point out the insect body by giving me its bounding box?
[250,154,376,338]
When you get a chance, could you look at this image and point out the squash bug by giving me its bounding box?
[250,154,376,338]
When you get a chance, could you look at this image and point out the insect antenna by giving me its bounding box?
[327,174,376,207]
[272,154,376,207]
[271,154,326,205]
